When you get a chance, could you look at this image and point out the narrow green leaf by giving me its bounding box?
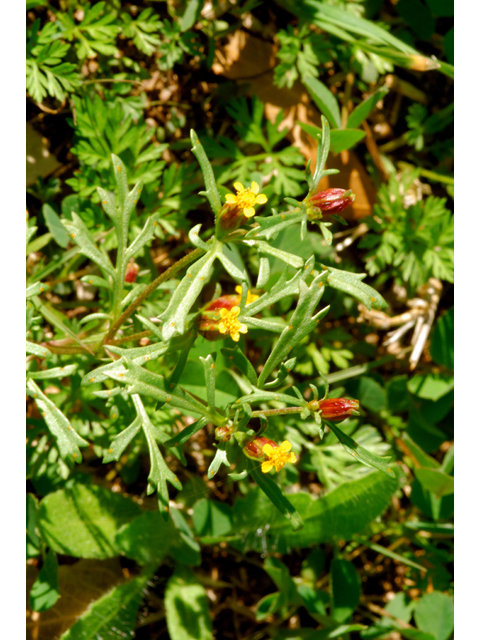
[327,421,395,477]
[80,274,112,290]
[208,444,230,479]
[26,281,50,298]
[26,340,52,359]
[244,238,304,269]
[161,250,216,341]
[27,379,88,462]
[27,494,41,556]
[27,232,53,254]
[251,466,304,531]
[221,347,257,386]
[217,249,248,281]
[321,264,387,310]
[29,549,60,612]
[191,130,222,215]
[200,354,216,412]
[164,417,208,448]
[103,417,142,463]
[347,86,389,129]
[430,307,454,369]
[28,364,77,380]
[257,255,270,288]
[258,274,329,388]
[125,214,158,262]
[63,212,115,278]
[366,542,427,572]
[304,77,341,128]
[245,210,306,242]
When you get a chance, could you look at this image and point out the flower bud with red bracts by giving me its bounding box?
[309,188,355,215]
[215,424,235,442]
[243,437,277,460]
[318,398,360,421]
[125,262,140,283]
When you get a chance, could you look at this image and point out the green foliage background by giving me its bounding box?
[26,1,453,639]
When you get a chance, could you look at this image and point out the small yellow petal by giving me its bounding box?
[239,323,248,334]
[218,322,227,334]
[243,207,256,217]
[234,182,245,193]
[219,308,228,318]
[225,194,237,203]
[287,453,297,463]
[263,444,275,456]
[262,460,274,473]
[231,332,240,342]
[251,181,260,194]
[235,285,242,295]
[255,194,268,205]
[231,306,240,316]
[280,441,292,452]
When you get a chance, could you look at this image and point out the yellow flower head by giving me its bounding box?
[218,306,248,342]
[261,440,297,473]
[235,285,259,305]
[225,181,268,218]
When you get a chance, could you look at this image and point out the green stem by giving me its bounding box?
[250,407,304,418]
[104,247,204,344]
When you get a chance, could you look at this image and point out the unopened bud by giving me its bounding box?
[125,262,140,283]
[215,424,235,442]
[309,188,355,216]
[243,436,277,460]
[318,398,360,421]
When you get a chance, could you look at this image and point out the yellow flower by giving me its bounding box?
[235,285,259,305]
[218,306,248,342]
[261,440,297,473]
[225,181,268,218]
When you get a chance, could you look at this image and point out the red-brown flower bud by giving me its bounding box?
[215,424,235,442]
[243,437,277,459]
[310,188,355,215]
[125,262,140,283]
[318,398,360,421]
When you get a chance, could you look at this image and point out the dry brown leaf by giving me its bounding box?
[212,31,377,219]
[26,558,125,640]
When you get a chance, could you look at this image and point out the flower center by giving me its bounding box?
[236,190,257,210]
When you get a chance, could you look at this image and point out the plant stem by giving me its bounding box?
[250,407,304,418]
[104,247,204,343]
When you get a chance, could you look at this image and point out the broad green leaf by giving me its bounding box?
[414,592,454,640]
[407,372,454,400]
[29,549,60,612]
[27,494,41,557]
[327,422,395,477]
[38,484,141,559]
[232,471,398,553]
[60,564,155,640]
[180,0,202,31]
[331,559,360,622]
[161,250,216,341]
[347,87,389,129]
[165,567,213,640]
[43,204,70,248]
[329,129,366,153]
[321,264,387,310]
[430,307,454,369]
[304,77,341,128]
[27,232,53,254]
[415,468,454,497]
[116,510,175,564]
[251,466,304,531]
[192,498,233,537]
[27,379,88,462]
